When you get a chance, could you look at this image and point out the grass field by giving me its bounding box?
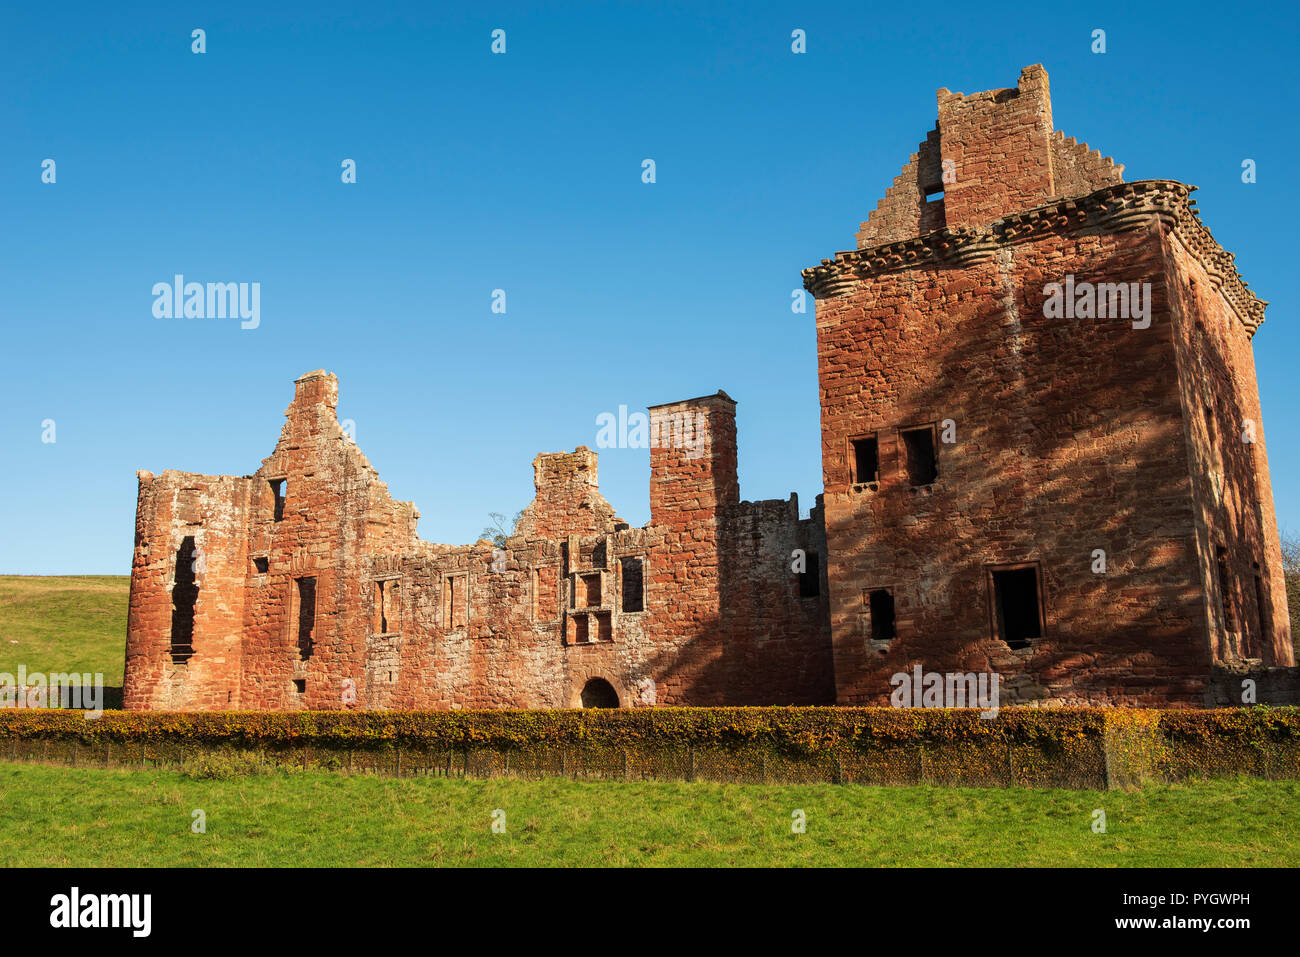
[0,575,129,686]
[0,762,1295,867]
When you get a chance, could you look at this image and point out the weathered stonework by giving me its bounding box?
[124,377,833,710]
[125,64,1292,711]
[805,64,1292,707]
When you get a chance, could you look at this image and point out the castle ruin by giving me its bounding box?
[124,65,1293,711]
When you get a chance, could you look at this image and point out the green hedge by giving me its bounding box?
[0,706,1296,788]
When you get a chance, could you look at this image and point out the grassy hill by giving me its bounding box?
[0,575,129,686]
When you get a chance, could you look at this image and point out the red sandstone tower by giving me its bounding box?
[803,65,1292,706]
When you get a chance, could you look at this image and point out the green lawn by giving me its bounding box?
[0,575,129,687]
[0,762,1293,867]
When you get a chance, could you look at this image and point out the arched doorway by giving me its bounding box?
[580,677,620,709]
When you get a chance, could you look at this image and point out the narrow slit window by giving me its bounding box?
[620,557,644,613]
[902,427,937,486]
[991,566,1042,649]
[296,576,316,660]
[444,575,467,628]
[270,479,286,522]
[1252,566,1270,657]
[1215,546,1236,633]
[169,536,199,664]
[375,580,388,634]
[852,436,879,485]
[799,552,821,598]
[868,589,895,640]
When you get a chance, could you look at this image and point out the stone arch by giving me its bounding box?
[564,666,629,709]
[579,677,620,709]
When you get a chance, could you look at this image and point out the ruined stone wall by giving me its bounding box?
[235,371,419,711]
[855,128,944,248]
[856,65,1123,250]
[936,65,1056,229]
[514,448,623,540]
[125,378,831,711]
[718,495,835,704]
[1049,129,1125,201]
[124,471,252,710]
[640,394,739,704]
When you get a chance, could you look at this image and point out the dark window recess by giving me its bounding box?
[169,536,199,664]
[992,567,1042,649]
[868,589,896,640]
[1215,547,1236,632]
[580,678,619,709]
[620,557,644,612]
[296,576,316,660]
[376,580,388,633]
[293,679,306,694]
[852,437,879,484]
[903,428,938,485]
[799,552,821,598]
[270,479,286,521]
[1252,562,1269,657]
[253,556,269,574]
[1204,405,1216,447]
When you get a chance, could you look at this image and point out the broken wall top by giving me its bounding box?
[855,64,1125,248]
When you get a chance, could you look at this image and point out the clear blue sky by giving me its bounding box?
[3,1,1297,574]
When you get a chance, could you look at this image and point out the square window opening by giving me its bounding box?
[852,436,879,485]
[868,589,896,641]
[902,427,938,486]
[991,566,1042,649]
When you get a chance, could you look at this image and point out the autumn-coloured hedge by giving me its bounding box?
[0,706,1296,788]
[0,706,1123,749]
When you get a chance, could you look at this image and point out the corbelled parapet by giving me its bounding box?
[805,180,1267,336]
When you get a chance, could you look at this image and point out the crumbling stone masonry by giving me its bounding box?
[803,64,1292,706]
[125,378,833,710]
[126,64,1292,711]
